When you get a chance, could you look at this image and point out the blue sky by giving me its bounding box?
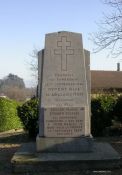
[0,0,121,87]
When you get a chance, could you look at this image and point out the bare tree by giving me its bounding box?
[92,0,122,57]
[29,48,38,79]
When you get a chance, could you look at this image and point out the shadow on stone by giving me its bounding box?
[36,136,94,153]
[11,141,120,173]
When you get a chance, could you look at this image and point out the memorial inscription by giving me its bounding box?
[37,31,91,150]
[44,107,85,137]
[45,73,84,104]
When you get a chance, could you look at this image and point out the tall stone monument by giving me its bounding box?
[36,31,93,152]
[11,31,120,174]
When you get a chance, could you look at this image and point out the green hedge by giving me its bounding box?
[17,97,39,137]
[112,95,122,122]
[0,97,23,132]
[17,95,122,138]
[91,95,117,136]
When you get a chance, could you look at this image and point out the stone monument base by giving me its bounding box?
[36,135,94,152]
[11,142,120,174]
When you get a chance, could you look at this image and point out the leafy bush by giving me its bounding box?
[112,95,122,122]
[17,97,39,137]
[0,97,23,132]
[15,94,122,137]
[91,95,116,136]
[99,95,117,113]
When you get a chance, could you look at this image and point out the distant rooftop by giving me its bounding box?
[91,70,122,90]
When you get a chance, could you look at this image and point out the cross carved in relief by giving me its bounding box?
[54,36,74,71]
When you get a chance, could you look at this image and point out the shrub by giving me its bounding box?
[99,95,117,113]
[15,94,122,137]
[0,97,23,132]
[91,98,103,136]
[91,95,116,136]
[112,95,122,122]
[17,97,39,137]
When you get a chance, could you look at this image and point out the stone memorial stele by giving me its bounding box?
[11,31,120,174]
[36,31,93,152]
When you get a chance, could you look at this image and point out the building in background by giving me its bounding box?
[91,63,122,94]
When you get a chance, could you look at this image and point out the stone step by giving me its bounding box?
[11,142,120,174]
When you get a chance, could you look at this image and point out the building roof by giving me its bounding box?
[91,70,122,90]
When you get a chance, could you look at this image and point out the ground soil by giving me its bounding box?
[0,130,122,175]
[0,130,32,175]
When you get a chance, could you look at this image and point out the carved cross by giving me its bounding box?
[54,36,74,71]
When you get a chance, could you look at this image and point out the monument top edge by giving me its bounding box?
[45,31,82,36]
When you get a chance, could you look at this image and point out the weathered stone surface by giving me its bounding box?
[38,49,44,136]
[44,107,86,137]
[84,49,91,134]
[11,142,120,174]
[38,31,90,138]
[41,32,88,108]
[38,49,44,98]
[36,135,93,152]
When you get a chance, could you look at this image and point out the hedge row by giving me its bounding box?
[17,95,122,137]
[91,95,117,136]
[0,97,23,132]
[1,95,122,137]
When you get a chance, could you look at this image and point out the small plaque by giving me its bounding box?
[44,107,85,137]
